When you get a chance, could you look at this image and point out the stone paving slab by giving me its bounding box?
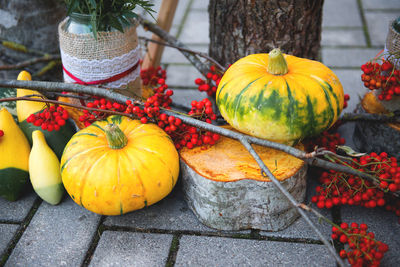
[141,0,191,29]
[321,29,366,47]
[0,224,18,257]
[192,0,209,11]
[179,10,210,44]
[161,45,208,64]
[5,197,101,267]
[322,0,362,28]
[89,231,173,267]
[322,48,380,68]
[0,191,37,222]
[365,11,399,47]
[332,69,368,113]
[104,187,220,233]
[166,64,203,87]
[175,235,336,267]
[362,0,400,10]
[341,206,400,267]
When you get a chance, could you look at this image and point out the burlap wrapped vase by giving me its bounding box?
[58,16,142,98]
[384,19,400,69]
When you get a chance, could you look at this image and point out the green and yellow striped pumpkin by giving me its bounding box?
[216,49,344,145]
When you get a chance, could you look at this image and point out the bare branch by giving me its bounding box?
[139,36,226,72]
[0,55,61,71]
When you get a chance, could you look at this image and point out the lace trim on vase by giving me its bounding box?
[61,46,141,88]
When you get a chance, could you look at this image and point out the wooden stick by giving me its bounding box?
[142,0,179,69]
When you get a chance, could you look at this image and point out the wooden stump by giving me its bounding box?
[180,128,307,231]
[353,92,400,159]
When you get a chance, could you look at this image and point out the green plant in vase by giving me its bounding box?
[64,0,155,38]
[59,0,155,99]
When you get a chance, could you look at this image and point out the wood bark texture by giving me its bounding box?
[181,160,307,231]
[208,0,324,67]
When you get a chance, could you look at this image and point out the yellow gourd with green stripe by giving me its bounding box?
[0,108,30,201]
[16,70,75,158]
[60,115,180,215]
[216,49,344,145]
[29,131,64,205]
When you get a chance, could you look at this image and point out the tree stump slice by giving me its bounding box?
[353,92,400,159]
[180,128,307,231]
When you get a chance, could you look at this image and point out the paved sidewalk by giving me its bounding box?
[1,0,400,266]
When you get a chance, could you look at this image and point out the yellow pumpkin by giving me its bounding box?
[216,49,344,145]
[60,115,179,215]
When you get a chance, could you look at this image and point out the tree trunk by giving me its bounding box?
[0,0,65,80]
[209,0,324,67]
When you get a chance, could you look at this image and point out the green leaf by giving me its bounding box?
[337,146,367,157]
[107,16,124,33]
[90,11,98,39]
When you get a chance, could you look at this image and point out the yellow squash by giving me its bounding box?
[60,115,180,215]
[15,70,76,158]
[0,108,31,201]
[29,131,64,205]
[216,49,344,145]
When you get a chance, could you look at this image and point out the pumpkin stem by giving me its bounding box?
[104,124,128,149]
[267,48,288,75]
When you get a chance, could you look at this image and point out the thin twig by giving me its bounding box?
[239,138,345,266]
[138,15,210,77]
[0,55,61,71]
[0,96,134,118]
[138,36,225,71]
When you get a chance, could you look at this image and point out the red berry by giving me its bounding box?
[0,129,4,137]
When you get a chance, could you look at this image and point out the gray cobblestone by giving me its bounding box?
[161,45,208,64]
[0,191,37,222]
[365,11,399,47]
[104,189,218,233]
[5,197,101,267]
[192,0,209,10]
[179,10,209,44]
[322,48,379,68]
[89,231,173,267]
[323,0,362,28]
[362,0,400,10]
[0,224,18,256]
[321,29,366,47]
[332,69,369,112]
[175,235,335,267]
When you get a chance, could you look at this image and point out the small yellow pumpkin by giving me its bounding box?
[60,115,179,215]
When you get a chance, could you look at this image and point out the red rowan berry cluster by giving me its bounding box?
[361,60,400,101]
[312,152,400,210]
[332,222,389,267]
[78,98,127,127]
[125,77,219,149]
[194,65,222,96]
[27,105,69,131]
[140,65,167,87]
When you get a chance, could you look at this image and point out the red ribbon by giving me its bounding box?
[62,60,140,86]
